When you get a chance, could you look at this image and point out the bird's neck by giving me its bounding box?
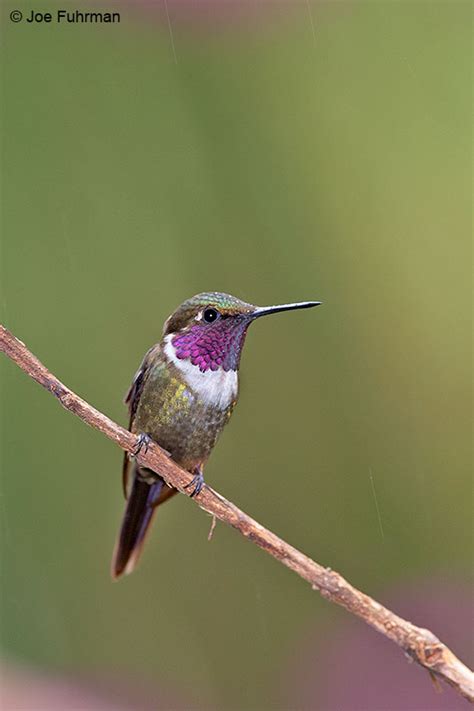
[163,335,238,410]
[169,320,248,372]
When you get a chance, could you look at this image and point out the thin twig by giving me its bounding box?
[207,515,217,542]
[1,324,472,703]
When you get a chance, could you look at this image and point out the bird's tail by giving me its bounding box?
[111,466,163,579]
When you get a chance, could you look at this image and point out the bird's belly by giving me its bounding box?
[132,366,235,471]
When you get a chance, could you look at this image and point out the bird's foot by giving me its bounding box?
[131,433,152,458]
[131,433,172,460]
[184,468,205,498]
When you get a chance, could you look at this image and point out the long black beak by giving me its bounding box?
[251,300,321,319]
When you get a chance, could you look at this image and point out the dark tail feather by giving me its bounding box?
[112,471,163,579]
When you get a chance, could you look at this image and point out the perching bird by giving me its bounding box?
[112,292,320,578]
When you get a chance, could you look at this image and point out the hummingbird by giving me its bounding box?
[112,292,320,578]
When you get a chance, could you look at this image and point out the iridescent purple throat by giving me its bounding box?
[172,319,248,373]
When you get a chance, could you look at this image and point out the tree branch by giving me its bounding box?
[1,323,472,702]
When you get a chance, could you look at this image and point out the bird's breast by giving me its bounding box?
[132,348,237,470]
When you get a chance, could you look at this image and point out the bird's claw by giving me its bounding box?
[184,469,205,498]
[131,433,152,458]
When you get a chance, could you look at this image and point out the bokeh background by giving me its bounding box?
[1,1,472,709]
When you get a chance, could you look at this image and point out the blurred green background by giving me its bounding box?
[1,1,472,709]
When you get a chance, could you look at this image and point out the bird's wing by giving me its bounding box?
[122,344,161,497]
[124,344,161,419]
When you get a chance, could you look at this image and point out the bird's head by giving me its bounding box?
[163,291,320,373]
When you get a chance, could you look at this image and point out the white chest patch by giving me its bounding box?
[163,336,238,409]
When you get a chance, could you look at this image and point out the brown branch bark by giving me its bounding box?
[1,323,473,703]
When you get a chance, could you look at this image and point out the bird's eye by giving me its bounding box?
[203,308,219,323]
